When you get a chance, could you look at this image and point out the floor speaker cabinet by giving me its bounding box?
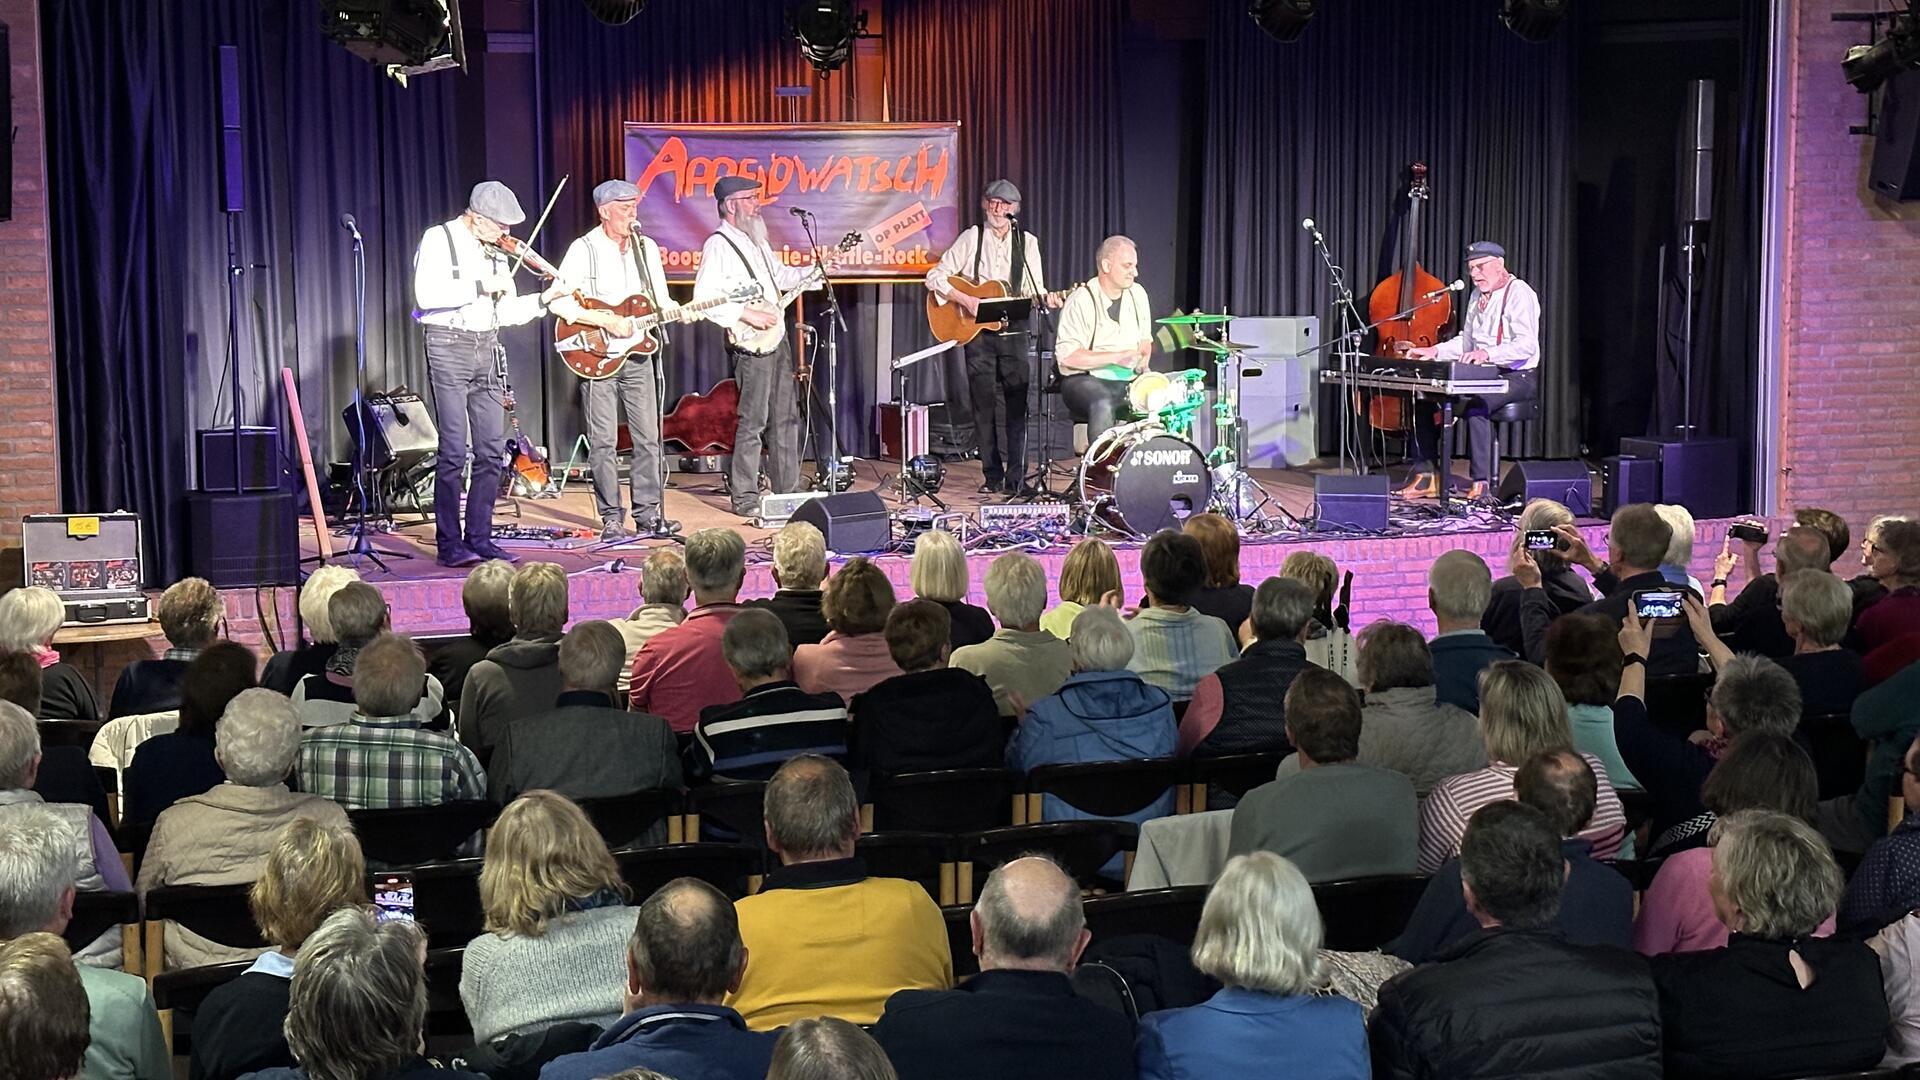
[197,426,283,492]
[1313,474,1390,532]
[1231,316,1320,469]
[188,490,299,588]
[1618,436,1741,519]
[1602,455,1661,517]
[1495,460,1592,517]
[790,489,891,554]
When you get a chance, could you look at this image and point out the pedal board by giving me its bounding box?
[976,501,1073,530]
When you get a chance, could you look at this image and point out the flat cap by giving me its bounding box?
[1465,240,1506,263]
[592,179,639,206]
[983,178,1022,204]
[714,175,762,203]
[467,180,526,226]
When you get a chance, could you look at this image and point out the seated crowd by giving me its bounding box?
[5,499,1920,1080]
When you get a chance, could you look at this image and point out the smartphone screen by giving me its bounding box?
[372,874,415,923]
[1633,590,1685,620]
[1729,522,1769,544]
[1524,529,1558,551]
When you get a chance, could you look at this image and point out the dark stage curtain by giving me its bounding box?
[42,0,460,581]
[1199,0,1579,460]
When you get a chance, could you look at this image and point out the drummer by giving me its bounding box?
[1057,234,1155,443]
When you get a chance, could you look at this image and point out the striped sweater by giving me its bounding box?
[1418,756,1628,874]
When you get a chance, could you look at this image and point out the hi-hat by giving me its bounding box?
[1156,312,1234,326]
[1195,338,1255,353]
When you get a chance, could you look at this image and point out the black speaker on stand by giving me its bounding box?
[791,490,890,554]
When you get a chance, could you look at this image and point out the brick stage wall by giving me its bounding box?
[0,0,60,543]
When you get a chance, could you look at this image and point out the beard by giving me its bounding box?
[741,213,771,247]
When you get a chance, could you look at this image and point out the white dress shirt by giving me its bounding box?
[411,218,546,331]
[1056,281,1154,373]
[692,221,817,346]
[924,224,1048,300]
[1430,275,1542,371]
[548,228,674,321]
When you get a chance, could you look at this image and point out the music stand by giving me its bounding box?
[890,340,958,510]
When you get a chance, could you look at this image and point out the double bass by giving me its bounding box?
[1364,163,1454,431]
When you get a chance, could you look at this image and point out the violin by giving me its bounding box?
[1363,163,1455,432]
[484,233,566,282]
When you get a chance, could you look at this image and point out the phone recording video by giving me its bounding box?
[1633,590,1685,621]
[1728,521,1769,545]
[1524,529,1560,552]
[372,873,414,924]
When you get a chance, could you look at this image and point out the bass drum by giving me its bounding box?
[1077,424,1213,536]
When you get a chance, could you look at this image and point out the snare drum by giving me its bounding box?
[1077,425,1213,536]
[1127,372,1175,416]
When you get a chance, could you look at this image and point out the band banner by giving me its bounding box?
[623,122,961,283]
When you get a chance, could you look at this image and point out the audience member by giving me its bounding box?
[1649,810,1888,1078]
[1854,518,1920,653]
[1635,733,1825,955]
[0,702,129,892]
[541,878,776,1080]
[296,634,487,810]
[847,600,1002,781]
[462,792,634,1045]
[1184,513,1255,635]
[110,576,222,718]
[1009,606,1177,836]
[950,552,1073,717]
[1344,621,1485,796]
[487,620,680,812]
[250,908,485,1080]
[122,640,255,823]
[1795,506,1853,571]
[1040,539,1121,640]
[1278,551,1358,683]
[0,654,106,821]
[745,521,831,648]
[769,1017,899,1080]
[0,932,91,1080]
[261,565,361,694]
[1126,530,1237,702]
[1370,802,1660,1078]
[292,581,435,729]
[1567,503,1703,675]
[1872,909,1920,1068]
[1179,577,1314,759]
[1708,525,1831,659]
[138,688,350,969]
[729,756,950,1029]
[460,562,570,757]
[1839,731,1920,936]
[631,528,748,734]
[1140,852,1368,1078]
[1774,569,1867,715]
[1822,641,1920,854]
[1427,550,1514,713]
[688,609,848,783]
[188,818,367,1080]
[610,551,690,706]
[0,804,166,1080]
[873,856,1134,1080]
[1418,662,1627,873]
[793,557,902,700]
[1482,500,1594,661]
[0,587,97,722]
[1230,667,1417,881]
[1851,514,1911,615]
[1545,613,1640,792]
[1395,751,1633,963]
[908,528,995,650]
[1653,503,1706,595]
[427,560,516,723]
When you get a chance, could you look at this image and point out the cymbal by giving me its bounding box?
[1194,339,1256,353]
[1156,312,1234,326]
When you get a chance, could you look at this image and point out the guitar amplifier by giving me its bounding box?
[20,512,152,626]
[344,390,437,471]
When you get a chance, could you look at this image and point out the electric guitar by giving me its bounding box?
[727,232,863,356]
[555,283,761,380]
[926,274,1080,346]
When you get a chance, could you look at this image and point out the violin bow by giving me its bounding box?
[507,174,569,278]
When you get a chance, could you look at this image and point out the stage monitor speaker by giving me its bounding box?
[344,391,437,470]
[791,489,890,554]
[197,426,282,492]
[1872,68,1920,200]
[1313,474,1390,532]
[1495,459,1591,517]
[1,22,11,222]
[218,45,244,214]
[1602,455,1660,517]
[1619,435,1741,519]
[1232,316,1320,469]
[187,490,299,588]
[1679,78,1715,223]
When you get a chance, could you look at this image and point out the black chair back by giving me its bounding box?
[115,818,154,879]
[943,903,979,978]
[145,883,266,950]
[959,821,1139,891]
[1643,672,1716,738]
[1800,711,1867,801]
[1026,759,1184,819]
[1082,885,1210,949]
[39,719,103,751]
[424,947,471,1038]
[348,800,499,867]
[856,832,954,902]
[615,843,764,901]
[686,780,768,848]
[576,788,684,850]
[65,890,136,953]
[152,959,254,1054]
[410,859,486,949]
[868,768,1022,833]
[1186,752,1284,803]
[1312,874,1430,951]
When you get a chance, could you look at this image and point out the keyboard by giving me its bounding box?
[1321,359,1507,396]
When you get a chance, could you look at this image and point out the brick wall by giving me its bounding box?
[1780,0,1920,525]
[0,1,59,543]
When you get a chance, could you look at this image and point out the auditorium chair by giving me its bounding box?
[38,718,103,751]
[956,820,1140,902]
[66,889,139,973]
[942,903,980,978]
[410,858,487,950]
[683,780,768,855]
[614,842,764,900]
[115,817,154,881]
[1184,751,1285,809]
[865,767,1025,833]
[424,947,471,1039]
[856,831,956,904]
[1643,672,1716,738]
[151,958,251,1054]
[575,788,686,849]
[142,882,266,981]
[349,800,500,866]
[1798,711,1867,801]
[1082,885,1211,949]
[1312,874,1430,951]
[1023,758,1187,822]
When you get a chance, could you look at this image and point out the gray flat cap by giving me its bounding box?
[468,180,526,226]
[593,179,639,206]
[1465,240,1506,263]
[715,175,762,203]
[983,178,1022,203]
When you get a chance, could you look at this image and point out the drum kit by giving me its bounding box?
[1075,312,1290,537]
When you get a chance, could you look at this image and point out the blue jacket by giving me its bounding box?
[1137,988,1369,1079]
[538,1003,776,1080]
[1008,670,1177,824]
[1429,631,1516,713]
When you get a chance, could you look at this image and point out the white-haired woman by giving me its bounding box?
[0,586,97,721]
[1653,504,1706,596]
[1138,852,1368,1078]
[745,521,829,648]
[908,528,995,649]
[137,688,349,969]
[259,564,361,695]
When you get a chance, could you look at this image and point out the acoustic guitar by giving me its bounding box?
[727,232,863,356]
[555,282,761,380]
[926,274,1079,346]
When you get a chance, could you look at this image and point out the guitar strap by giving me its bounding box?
[970,224,984,281]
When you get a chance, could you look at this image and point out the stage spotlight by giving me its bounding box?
[1247,0,1317,43]
[821,458,856,493]
[905,455,946,497]
[580,0,648,24]
[321,0,465,85]
[1845,6,1920,92]
[789,0,860,75]
[1500,0,1568,43]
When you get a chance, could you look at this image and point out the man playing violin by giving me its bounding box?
[1055,235,1154,446]
[547,179,682,542]
[412,180,572,567]
[925,179,1062,496]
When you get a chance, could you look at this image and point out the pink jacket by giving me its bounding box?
[1635,845,1837,956]
[792,632,901,703]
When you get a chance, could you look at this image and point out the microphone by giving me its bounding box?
[1423,279,1466,300]
[339,213,362,242]
[788,206,812,218]
[1301,217,1324,242]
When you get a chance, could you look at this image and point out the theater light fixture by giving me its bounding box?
[320,0,466,86]
[1500,0,1568,43]
[905,455,946,497]
[1247,0,1317,43]
[1845,4,1920,93]
[580,0,648,25]
[789,0,860,75]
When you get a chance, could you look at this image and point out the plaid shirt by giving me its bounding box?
[295,713,487,811]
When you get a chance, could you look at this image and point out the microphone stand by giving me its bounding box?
[1304,220,1370,475]
[630,222,684,541]
[340,214,409,570]
[1009,215,1062,499]
[795,210,851,490]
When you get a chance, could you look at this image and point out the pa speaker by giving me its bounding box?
[1314,474,1390,532]
[1602,455,1660,517]
[187,490,299,587]
[1873,68,1920,200]
[197,426,282,492]
[1495,460,1591,516]
[1618,435,1741,519]
[791,489,890,553]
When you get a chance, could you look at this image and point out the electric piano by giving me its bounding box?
[1319,359,1508,396]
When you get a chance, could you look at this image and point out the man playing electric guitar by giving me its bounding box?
[925,179,1063,495]
[1055,235,1154,444]
[548,179,681,541]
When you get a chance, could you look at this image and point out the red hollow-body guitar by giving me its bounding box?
[660,379,741,455]
[555,283,761,380]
